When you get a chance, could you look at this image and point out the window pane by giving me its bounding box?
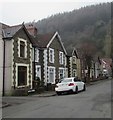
[59,69,64,79]
[20,41,25,57]
[59,52,63,64]
[35,49,39,62]
[49,68,54,83]
[49,48,54,63]
[18,66,27,86]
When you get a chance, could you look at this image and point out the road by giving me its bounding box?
[2,79,112,118]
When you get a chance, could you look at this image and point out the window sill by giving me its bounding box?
[60,63,64,65]
[35,61,39,63]
[49,62,54,64]
[47,82,55,85]
[17,85,28,89]
[19,57,27,59]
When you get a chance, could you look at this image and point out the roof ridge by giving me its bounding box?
[9,24,22,28]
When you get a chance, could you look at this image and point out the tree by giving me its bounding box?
[79,41,96,84]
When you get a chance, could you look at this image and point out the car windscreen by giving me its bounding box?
[59,78,72,83]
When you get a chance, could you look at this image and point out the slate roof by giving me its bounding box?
[32,32,67,54]
[2,24,22,38]
[66,48,73,57]
[34,32,55,48]
[66,47,79,58]
[1,23,66,53]
[29,35,38,47]
[1,23,36,46]
[0,23,10,29]
[1,23,56,48]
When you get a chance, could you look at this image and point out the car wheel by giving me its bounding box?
[56,92,62,95]
[75,86,78,94]
[69,90,73,94]
[83,84,86,91]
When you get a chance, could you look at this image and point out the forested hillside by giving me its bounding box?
[35,3,111,57]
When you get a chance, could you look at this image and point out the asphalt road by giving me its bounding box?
[2,79,112,118]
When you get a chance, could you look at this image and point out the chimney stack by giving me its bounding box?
[26,24,38,36]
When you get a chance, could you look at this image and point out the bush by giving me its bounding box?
[33,77,45,93]
[37,87,45,93]
[46,83,52,91]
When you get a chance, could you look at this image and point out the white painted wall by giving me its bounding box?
[4,40,12,95]
[0,26,3,96]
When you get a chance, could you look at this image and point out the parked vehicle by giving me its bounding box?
[55,77,86,95]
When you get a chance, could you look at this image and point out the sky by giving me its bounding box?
[1,0,112,25]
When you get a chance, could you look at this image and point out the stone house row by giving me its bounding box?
[0,23,105,95]
[0,23,82,95]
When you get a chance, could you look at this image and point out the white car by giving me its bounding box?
[55,77,86,95]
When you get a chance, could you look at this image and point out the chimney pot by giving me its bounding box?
[26,24,38,36]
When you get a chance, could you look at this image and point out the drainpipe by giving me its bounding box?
[2,39,5,96]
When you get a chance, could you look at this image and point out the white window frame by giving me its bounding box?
[18,38,27,58]
[59,68,64,79]
[35,65,41,80]
[73,69,77,77]
[48,66,55,84]
[59,51,64,64]
[32,48,34,61]
[35,48,39,62]
[49,48,54,63]
[64,55,67,66]
[72,56,76,64]
[15,63,29,88]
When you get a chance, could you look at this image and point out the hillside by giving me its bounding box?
[35,2,111,57]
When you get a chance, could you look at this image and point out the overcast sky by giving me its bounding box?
[1,0,112,25]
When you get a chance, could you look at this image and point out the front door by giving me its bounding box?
[18,66,27,86]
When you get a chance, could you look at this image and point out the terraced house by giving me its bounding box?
[2,24,33,95]
[36,32,68,85]
[67,48,81,79]
[1,23,68,95]
[27,25,68,87]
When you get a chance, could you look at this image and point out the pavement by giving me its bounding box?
[31,91,56,97]
[1,78,112,108]
[1,91,56,108]
[2,102,11,108]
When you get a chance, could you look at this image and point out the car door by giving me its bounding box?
[78,80,84,90]
[74,78,81,91]
[80,81,85,90]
